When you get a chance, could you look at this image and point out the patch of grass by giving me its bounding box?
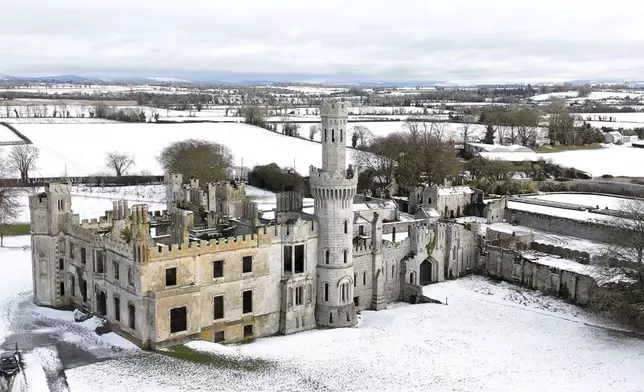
[161,344,272,371]
[536,143,603,153]
[1,223,31,236]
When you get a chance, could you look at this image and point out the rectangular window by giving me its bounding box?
[80,247,86,264]
[170,307,187,333]
[214,295,224,320]
[114,296,120,321]
[243,324,253,338]
[213,260,224,278]
[166,267,177,287]
[295,286,303,306]
[113,261,120,280]
[95,251,104,273]
[324,283,329,302]
[283,246,292,274]
[359,225,365,236]
[59,258,64,271]
[128,303,136,330]
[128,267,134,286]
[69,242,75,259]
[353,296,360,306]
[294,245,304,273]
[242,256,252,273]
[242,290,253,313]
[214,331,225,343]
[391,265,395,278]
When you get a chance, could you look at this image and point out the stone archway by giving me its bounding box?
[420,259,432,285]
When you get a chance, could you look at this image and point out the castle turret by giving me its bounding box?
[165,173,183,210]
[311,102,358,327]
[29,182,72,307]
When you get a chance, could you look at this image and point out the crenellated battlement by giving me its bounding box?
[67,223,102,242]
[383,237,411,249]
[309,166,357,185]
[321,102,349,118]
[104,236,134,258]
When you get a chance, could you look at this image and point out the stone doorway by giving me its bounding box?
[97,291,107,316]
[420,260,432,285]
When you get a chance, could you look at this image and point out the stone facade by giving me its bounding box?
[30,102,480,349]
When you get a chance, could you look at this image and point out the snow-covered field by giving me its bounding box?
[538,146,644,177]
[507,200,614,222]
[525,192,628,210]
[11,123,334,177]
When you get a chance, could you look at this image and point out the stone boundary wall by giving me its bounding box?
[504,208,629,244]
[483,245,597,306]
[529,242,591,264]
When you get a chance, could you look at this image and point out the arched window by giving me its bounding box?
[409,272,416,285]
[343,249,348,264]
[324,283,329,301]
[325,250,329,264]
[60,282,65,296]
[344,220,348,234]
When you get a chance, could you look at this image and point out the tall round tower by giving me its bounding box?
[310,102,358,327]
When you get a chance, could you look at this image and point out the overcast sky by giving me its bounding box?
[2,0,643,83]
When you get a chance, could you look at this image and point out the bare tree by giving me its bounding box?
[598,199,644,287]
[309,124,320,141]
[0,156,20,247]
[105,152,135,177]
[8,145,40,181]
[350,125,372,148]
[458,123,473,145]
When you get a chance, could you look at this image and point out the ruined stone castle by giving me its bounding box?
[30,103,480,348]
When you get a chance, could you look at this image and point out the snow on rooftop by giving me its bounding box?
[479,151,539,162]
[437,186,474,196]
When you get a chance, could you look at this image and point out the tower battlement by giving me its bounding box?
[320,102,349,118]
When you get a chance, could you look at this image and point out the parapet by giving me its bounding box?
[45,182,72,194]
[321,102,349,118]
[104,236,134,258]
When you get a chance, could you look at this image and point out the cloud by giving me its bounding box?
[2,0,643,83]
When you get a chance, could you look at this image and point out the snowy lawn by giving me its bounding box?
[506,201,613,222]
[63,276,644,392]
[524,192,629,210]
[12,123,347,177]
[538,145,644,177]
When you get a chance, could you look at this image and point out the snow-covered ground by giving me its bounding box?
[507,200,614,222]
[524,193,628,210]
[12,123,335,177]
[64,276,644,391]
[3,230,644,390]
[538,145,644,177]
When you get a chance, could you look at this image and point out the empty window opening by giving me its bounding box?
[214,331,225,343]
[392,227,396,242]
[243,324,253,338]
[114,296,120,321]
[340,129,343,142]
[128,267,134,286]
[341,283,349,302]
[332,129,335,142]
[242,256,253,273]
[294,245,305,273]
[69,242,75,259]
[359,225,365,236]
[128,303,136,330]
[343,249,348,264]
[213,260,224,278]
[324,129,327,142]
[113,261,119,280]
[95,251,104,273]
[324,283,329,301]
[295,286,304,305]
[347,312,350,322]
[80,247,86,265]
[354,273,356,287]
[214,295,224,320]
[325,250,329,264]
[284,245,293,274]
[70,275,75,297]
[59,258,64,270]
[329,313,333,324]
[166,267,177,287]
[170,306,187,333]
[363,272,366,285]
[80,278,87,302]
[344,220,348,234]
[353,296,359,306]
[59,282,65,296]
[242,290,253,314]
[392,265,395,278]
